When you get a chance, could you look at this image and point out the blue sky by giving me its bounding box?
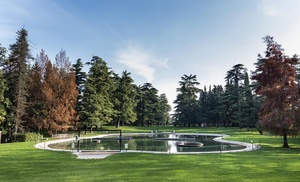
[1,0,300,110]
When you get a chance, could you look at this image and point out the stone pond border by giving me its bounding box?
[34,133,260,159]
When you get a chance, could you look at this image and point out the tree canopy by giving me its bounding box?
[252,36,300,148]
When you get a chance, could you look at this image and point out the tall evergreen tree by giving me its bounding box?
[0,69,8,133]
[173,74,200,126]
[113,71,137,128]
[0,45,10,134]
[72,59,86,124]
[225,64,246,127]
[220,81,237,127]
[136,83,159,126]
[2,28,32,136]
[208,85,224,127]
[240,72,259,130]
[157,93,171,125]
[252,36,299,148]
[197,86,209,126]
[81,56,114,128]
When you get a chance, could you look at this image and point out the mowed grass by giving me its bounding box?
[0,127,299,182]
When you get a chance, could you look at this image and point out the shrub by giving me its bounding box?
[12,132,42,142]
[25,132,42,142]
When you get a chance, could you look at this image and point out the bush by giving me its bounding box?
[12,134,25,142]
[12,132,42,142]
[25,132,42,142]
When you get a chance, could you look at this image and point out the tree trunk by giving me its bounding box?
[116,118,120,128]
[283,133,289,148]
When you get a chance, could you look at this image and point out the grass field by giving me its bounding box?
[0,126,299,182]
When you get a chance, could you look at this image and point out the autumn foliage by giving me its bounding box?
[26,50,78,134]
[252,36,300,147]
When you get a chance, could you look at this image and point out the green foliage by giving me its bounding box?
[0,45,9,131]
[10,132,41,142]
[225,64,246,127]
[2,28,32,136]
[81,56,114,128]
[72,59,86,123]
[173,74,200,126]
[24,132,42,141]
[11,133,25,142]
[135,83,162,126]
[157,93,171,125]
[112,71,137,128]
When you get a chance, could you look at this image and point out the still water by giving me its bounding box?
[48,133,246,153]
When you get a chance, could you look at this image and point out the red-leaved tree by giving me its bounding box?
[252,36,299,148]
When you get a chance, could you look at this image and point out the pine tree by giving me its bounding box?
[136,83,159,126]
[112,71,137,128]
[157,93,171,125]
[197,86,209,126]
[2,28,32,136]
[240,72,259,130]
[225,64,246,127]
[221,82,236,127]
[81,56,114,128]
[173,74,200,126]
[0,45,10,134]
[72,59,86,124]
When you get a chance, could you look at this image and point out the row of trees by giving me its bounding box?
[74,56,171,129]
[0,28,171,139]
[1,28,299,147]
[173,36,300,147]
[173,68,261,129]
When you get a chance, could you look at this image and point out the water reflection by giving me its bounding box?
[167,134,178,153]
[48,133,246,153]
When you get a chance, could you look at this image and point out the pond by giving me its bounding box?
[48,133,247,153]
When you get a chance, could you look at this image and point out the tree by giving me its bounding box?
[81,56,114,128]
[208,85,224,127]
[251,36,299,148]
[225,64,246,127]
[2,28,32,136]
[112,71,137,128]
[42,50,78,133]
[221,82,236,127]
[136,83,160,126]
[197,86,209,126]
[157,93,171,125]
[26,50,49,132]
[72,59,86,124]
[173,74,200,126]
[0,45,10,134]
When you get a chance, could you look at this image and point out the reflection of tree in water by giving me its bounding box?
[49,134,246,152]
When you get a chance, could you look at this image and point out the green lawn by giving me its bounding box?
[0,127,299,182]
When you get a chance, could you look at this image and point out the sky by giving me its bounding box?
[1,0,300,111]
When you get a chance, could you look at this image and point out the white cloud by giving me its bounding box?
[261,6,280,17]
[257,0,281,17]
[258,0,300,17]
[116,42,169,83]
